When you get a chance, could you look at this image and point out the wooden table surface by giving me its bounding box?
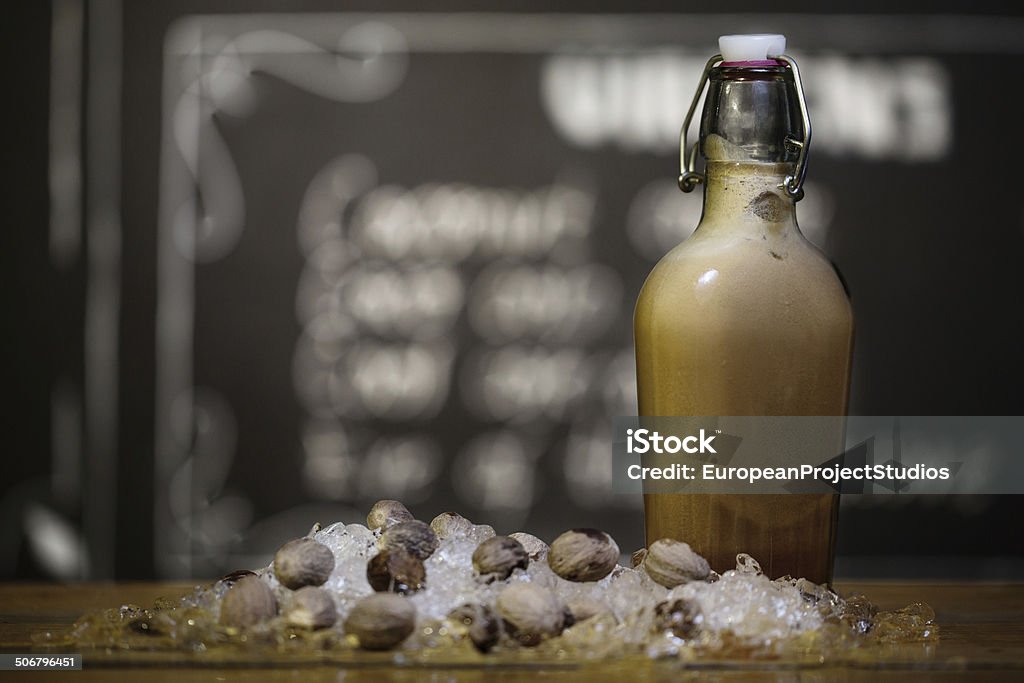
[1,581,1023,681]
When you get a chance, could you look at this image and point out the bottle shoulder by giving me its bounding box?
[635,226,852,324]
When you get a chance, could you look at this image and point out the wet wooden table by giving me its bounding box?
[1,581,1022,681]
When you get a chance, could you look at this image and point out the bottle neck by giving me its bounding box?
[695,62,803,234]
[700,161,798,234]
[700,63,802,164]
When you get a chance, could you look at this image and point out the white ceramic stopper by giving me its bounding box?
[718,34,787,62]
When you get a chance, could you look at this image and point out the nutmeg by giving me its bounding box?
[367,500,414,531]
[547,529,620,582]
[566,597,613,624]
[285,586,337,630]
[642,538,710,588]
[652,598,701,639]
[430,511,474,540]
[472,536,529,581]
[379,520,439,561]
[495,583,565,646]
[447,603,501,653]
[273,538,335,589]
[344,593,416,650]
[509,532,548,561]
[219,575,277,628]
[367,548,426,594]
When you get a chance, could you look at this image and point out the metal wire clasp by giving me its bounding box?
[678,54,722,194]
[678,54,812,202]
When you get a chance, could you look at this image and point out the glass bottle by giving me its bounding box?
[633,35,853,584]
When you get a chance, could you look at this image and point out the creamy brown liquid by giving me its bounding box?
[634,161,853,584]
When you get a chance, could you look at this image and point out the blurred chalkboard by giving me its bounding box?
[5,2,1024,580]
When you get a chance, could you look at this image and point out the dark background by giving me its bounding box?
[5,1,1024,581]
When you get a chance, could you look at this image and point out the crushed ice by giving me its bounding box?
[65,519,938,659]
